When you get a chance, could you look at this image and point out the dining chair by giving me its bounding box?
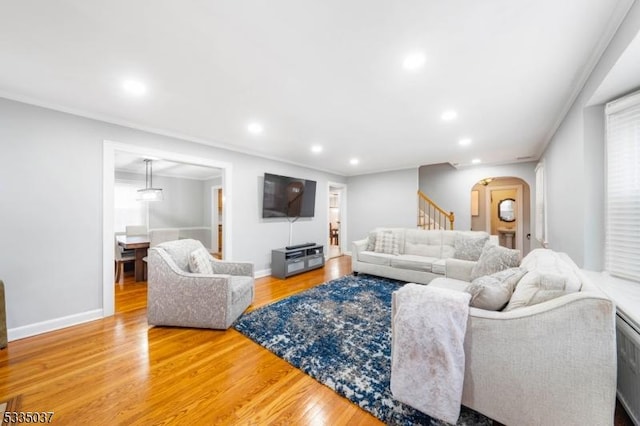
[149,229,180,247]
[126,225,148,236]
[115,232,135,283]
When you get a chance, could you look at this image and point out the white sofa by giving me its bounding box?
[352,228,490,284]
[392,249,617,426]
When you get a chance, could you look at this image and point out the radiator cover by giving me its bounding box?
[617,311,640,425]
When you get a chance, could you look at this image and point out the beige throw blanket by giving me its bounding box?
[391,284,471,424]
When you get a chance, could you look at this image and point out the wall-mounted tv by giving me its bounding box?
[262,173,317,218]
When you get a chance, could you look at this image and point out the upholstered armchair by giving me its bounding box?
[147,239,255,329]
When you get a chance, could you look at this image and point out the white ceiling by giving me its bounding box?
[0,1,634,176]
[114,151,221,180]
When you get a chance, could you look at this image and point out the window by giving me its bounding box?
[114,180,147,233]
[605,90,640,282]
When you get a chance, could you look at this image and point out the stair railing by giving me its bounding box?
[417,190,455,230]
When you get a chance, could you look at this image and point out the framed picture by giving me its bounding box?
[471,190,479,216]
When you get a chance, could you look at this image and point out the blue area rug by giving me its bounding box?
[233,274,492,426]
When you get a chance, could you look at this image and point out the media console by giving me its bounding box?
[271,244,324,279]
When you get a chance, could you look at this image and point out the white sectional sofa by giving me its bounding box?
[352,228,491,284]
[392,248,617,426]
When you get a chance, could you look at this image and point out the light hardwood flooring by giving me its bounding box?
[0,255,382,425]
[0,256,633,425]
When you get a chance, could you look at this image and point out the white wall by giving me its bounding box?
[346,168,418,244]
[0,97,344,335]
[540,1,640,270]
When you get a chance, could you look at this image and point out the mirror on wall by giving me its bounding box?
[498,198,516,222]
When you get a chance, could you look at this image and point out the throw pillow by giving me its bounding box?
[366,229,381,251]
[465,267,527,311]
[504,271,572,311]
[189,247,214,274]
[454,234,490,261]
[374,231,399,255]
[470,242,520,280]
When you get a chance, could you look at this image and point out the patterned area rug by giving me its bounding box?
[234,274,492,425]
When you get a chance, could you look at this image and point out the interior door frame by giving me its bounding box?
[327,181,347,257]
[485,184,524,252]
[102,140,232,317]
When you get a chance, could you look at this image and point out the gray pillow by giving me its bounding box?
[454,234,489,261]
[465,267,527,311]
[471,243,521,280]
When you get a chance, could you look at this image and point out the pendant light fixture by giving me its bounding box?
[137,159,163,201]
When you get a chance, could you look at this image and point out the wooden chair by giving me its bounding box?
[330,223,339,245]
[115,232,135,283]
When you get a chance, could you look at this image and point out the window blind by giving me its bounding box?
[605,91,640,282]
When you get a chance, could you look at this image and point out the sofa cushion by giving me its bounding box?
[404,229,442,257]
[504,271,576,311]
[374,231,400,255]
[391,255,439,272]
[454,233,490,261]
[465,267,527,311]
[367,228,405,253]
[359,251,394,266]
[431,258,446,275]
[429,277,469,292]
[189,247,214,274]
[520,249,582,292]
[471,243,520,280]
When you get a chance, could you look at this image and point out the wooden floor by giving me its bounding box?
[0,256,633,425]
[0,256,382,425]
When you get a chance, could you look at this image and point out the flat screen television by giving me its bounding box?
[262,173,317,218]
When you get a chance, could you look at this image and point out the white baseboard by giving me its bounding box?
[255,268,271,279]
[7,309,104,342]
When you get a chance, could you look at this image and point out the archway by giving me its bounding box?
[470,176,531,255]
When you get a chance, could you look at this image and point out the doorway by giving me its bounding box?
[211,186,223,259]
[470,177,530,255]
[328,182,347,259]
[103,140,233,317]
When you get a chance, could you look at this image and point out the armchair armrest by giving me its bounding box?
[210,260,254,277]
[445,258,476,281]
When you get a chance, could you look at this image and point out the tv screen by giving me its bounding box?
[262,173,317,218]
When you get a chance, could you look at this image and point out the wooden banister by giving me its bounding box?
[417,190,455,230]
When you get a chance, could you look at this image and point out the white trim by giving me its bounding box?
[605,88,640,114]
[103,140,233,317]
[255,268,271,279]
[8,309,103,342]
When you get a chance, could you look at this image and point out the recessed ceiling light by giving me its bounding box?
[441,110,457,121]
[122,79,147,96]
[471,158,482,164]
[459,138,472,146]
[403,52,426,70]
[350,158,359,165]
[247,122,263,134]
[311,145,323,154]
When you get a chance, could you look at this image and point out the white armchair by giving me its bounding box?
[147,239,254,329]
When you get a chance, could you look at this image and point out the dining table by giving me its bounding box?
[116,234,150,282]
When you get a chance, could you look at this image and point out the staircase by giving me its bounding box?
[417,190,455,230]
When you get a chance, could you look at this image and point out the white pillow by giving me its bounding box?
[504,271,571,311]
[189,247,214,274]
[374,231,399,255]
[465,267,527,311]
[470,243,521,280]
